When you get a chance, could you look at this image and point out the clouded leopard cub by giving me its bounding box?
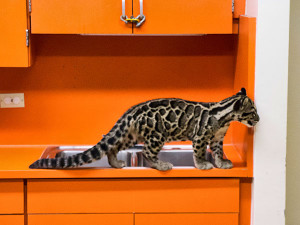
[30,88,259,171]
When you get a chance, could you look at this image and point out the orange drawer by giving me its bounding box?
[133,179,239,213]
[0,180,23,214]
[0,215,24,225]
[31,0,132,34]
[29,214,133,225]
[27,179,239,213]
[133,0,233,34]
[135,213,239,225]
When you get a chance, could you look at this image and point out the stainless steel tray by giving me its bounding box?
[40,145,217,168]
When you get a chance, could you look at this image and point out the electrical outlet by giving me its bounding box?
[0,93,25,108]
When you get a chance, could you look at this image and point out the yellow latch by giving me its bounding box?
[125,17,140,23]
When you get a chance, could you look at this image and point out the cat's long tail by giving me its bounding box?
[29,143,106,169]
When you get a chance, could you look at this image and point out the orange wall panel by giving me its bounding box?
[232,17,256,173]
[0,35,235,145]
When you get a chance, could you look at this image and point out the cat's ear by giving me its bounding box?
[233,99,242,111]
[236,88,247,96]
[234,97,248,111]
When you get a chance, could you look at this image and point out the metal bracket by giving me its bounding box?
[26,29,29,47]
[28,0,32,13]
[232,0,234,13]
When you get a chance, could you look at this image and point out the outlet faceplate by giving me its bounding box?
[0,93,25,108]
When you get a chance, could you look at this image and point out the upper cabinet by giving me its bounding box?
[0,0,30,67]
[31,0,132,34]
[31,0,233,35]
[132,0,233,34]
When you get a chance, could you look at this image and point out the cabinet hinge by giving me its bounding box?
[28,0,32,13]
[26,29,29,47]
[232,0,234,13]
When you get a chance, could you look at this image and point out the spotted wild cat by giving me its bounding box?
[29,88,259,171]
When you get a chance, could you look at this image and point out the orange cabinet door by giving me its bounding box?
[135,213,239,225]
[28,214,133,225]
[31,0,132,34]
[0,0,29,67]
[0,180,24,214]
[133,0,233,34]
[0,215,24,225]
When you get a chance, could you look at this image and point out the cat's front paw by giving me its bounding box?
[194,160,214,170]
[215,159,233,169]
[152,160,173,171]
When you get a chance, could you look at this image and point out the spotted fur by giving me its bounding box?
[29,88,259,171]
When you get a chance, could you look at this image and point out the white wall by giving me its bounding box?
[250,0,290,225]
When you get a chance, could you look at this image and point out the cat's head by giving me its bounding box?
[233,88,260,127]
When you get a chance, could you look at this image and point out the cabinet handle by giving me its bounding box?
[120,0,128,23]
[136,0,146,27]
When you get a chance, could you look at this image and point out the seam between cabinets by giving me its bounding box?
[24,179,28,225]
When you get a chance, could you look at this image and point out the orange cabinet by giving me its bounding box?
[31,0,233,34]
[31,0,132,34]
[0,0,30,67]
[135,213,239,225]
[133,0,233,34]
[28,214,133,225]
[0,180,24,214]
[0,215,24,225]
[27,179,239,214]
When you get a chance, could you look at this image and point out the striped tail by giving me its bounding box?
[29,144,106,169]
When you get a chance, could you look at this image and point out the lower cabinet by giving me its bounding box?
[135,213,239,225]
[28,214,133,225]
[0,215,24,225]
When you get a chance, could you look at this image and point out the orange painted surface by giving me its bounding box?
[0,216,24,225]
[135,213,238,225]
[233,0,246,18]
[131,179,239,213]
[27,179,239,213]
[239,178,252,225]
[0,0,29,67]
[133,0,232,34]
[29,214,133,225]
[0,35,235,145]
[31,0,132,34]
[232,17,256,177]
[0,146,248,179]
[0,180,23,214]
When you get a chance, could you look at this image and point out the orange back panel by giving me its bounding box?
[0,35,235,145]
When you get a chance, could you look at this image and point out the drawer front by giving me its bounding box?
[27,179,239,213]
[27,179,135,213]
[31,0,132,34]
[133,0,233,34]
[135,213,239,225]
[28,214,133,225]
[133,179,239,213]
[0,180,23,214]
[0,215,24,225]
